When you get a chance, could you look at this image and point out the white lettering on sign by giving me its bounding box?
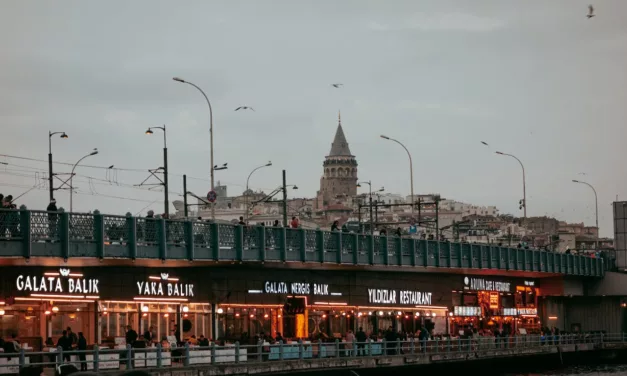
[399,291,432,305]
[16,273,99,295]
[518,308,537,315]
[263,282,330,296]
[368,289,434,306]
[464,277,511,292]
[136,281,194,297]
[524,281,535,287]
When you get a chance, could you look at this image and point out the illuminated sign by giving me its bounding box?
[523,281,535,287]
[489,292,500,309]
[262,281,335,296]
[518,308,537,315]
[368,289,432,306]
[453,306,481,316]
[16,268,99,296]
[136,274,194,297]
[502,308,517,316]
[463,276,511,293]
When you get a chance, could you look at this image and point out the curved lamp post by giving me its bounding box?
[245,161,272,223]
[380,135,414,216]
[173,77,216,220]
[572,179,599,250]
[69,149,98,212]
[496,151,527,220]
[48,131,68,202]
[145,125,169,216]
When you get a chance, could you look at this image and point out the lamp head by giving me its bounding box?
[60,132,68,139]
[380,135,390,140]
[495,151,504,155]
[378,187,385,192]
[356,184,361,188]
[90,149,98,156]
[292,185,298,190]
[266,161,272,167]
[572,180,579,183]
[172,77,185,83]
[145,128,154,135]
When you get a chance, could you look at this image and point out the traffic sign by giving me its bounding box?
[207,190,217,203]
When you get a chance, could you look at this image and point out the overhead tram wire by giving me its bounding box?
[1,153,276,193]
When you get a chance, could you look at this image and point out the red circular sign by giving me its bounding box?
[207,190,217,203]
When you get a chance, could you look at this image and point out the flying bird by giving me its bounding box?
[331,83,343,88]
[587,5,595,18]
[235,106,254,111]
[481,141,489,146]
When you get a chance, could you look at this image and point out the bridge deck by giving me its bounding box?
[0,209,604,277]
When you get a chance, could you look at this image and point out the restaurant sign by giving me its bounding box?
[260,281,335,296]
[16,268,99,295]
[136,273,194,297]
[463,276,511,293]
[368,289,433,306]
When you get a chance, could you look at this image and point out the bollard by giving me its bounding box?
[156,343,162,368]
[410,338,415,355]
[126,344,133,370]
[93,346,100,372]
[353,339,357,358]
[279,340,284,361]
[335,339,340,358]
[299,340,304,360]
[19,348,25,370]
[258,341,263,363]
[235,342,240,364]
[211,342,216,365]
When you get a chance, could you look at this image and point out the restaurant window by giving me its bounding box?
[222,307,279,342]
[0,305,40,339]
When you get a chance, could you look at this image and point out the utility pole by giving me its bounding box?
[369,194,374,234]
[282,169,288,227]
[183,174,188,218]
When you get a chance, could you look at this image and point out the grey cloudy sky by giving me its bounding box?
[1,0,626,236]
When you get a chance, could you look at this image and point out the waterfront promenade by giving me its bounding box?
[0,208,604,276]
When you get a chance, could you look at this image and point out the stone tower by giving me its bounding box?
[317,112,358,208]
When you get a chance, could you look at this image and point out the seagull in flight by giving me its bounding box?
[481,141,489,146]
[587,5,595,18]
[235,106,254,111]
[331,83,343,88]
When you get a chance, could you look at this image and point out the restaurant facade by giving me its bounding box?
[0,265,542,348]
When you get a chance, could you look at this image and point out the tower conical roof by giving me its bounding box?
[328,112,353,157]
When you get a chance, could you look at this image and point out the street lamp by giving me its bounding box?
[173,77,216,220]
[495,151,527,220]
[245,161,272,223]
[69,149,98,213]
[48,131,68,202]
[380,135,414,216]
[145,125,169,216]
[572,179,599,250]
[357,181,384,234]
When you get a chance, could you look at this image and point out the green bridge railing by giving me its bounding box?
[0,207,604,276]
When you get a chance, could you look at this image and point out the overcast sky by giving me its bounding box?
[1,0,626,236]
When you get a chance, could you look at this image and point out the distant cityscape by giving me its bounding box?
[172,114,613,255]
